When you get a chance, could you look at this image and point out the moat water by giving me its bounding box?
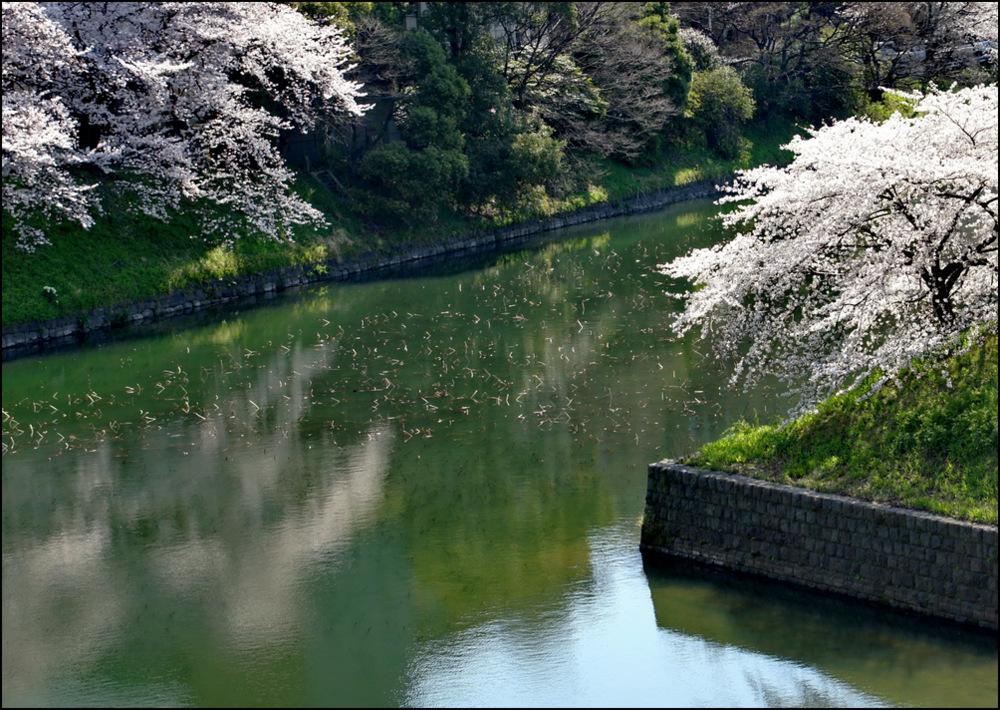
[3,200,996,707]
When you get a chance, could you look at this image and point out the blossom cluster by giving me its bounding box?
[661,84,998,413]
[2,2,366,249]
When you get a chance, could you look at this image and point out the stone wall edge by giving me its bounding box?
[640,460,999,631]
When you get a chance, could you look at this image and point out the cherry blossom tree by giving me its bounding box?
[661,84,998,414]
[2,2,366,250]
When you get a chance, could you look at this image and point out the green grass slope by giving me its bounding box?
[688,330,999,523]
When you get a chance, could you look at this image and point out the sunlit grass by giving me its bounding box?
[586,118,802,202]
[2,173,371,327]
[673,168,704,186]
[688,329,999,523]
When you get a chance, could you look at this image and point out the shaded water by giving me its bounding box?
[3,200,996,707]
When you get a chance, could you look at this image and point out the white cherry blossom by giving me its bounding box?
[2,2,366,249]
[661,84,998,414]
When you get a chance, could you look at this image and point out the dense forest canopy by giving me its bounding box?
[3,1,997,244]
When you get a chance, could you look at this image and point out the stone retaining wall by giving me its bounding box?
[640,461,998,630]
[3,181,719,359]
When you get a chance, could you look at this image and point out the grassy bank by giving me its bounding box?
[2,118,799,329]
[1,173,367,327]
[687,330,999,524]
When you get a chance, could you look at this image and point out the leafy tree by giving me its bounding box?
[418,1,492,59]
[452,47,564,211]
[661,84,998,414]
[358,143,468,222]
[356,30,470,221]
[289,2,376,34]
[349,2,695,213]
[348,5,572,220]
[636,1,694,107]
[685,66,755,158]
[569,2,691,161]
[400,32,470,149]
[2,2,366,250]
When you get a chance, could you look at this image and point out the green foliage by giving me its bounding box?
[510,124,565,188]
[404,105,463,150]
[290,2,376,33]
[637,2,694,107]
[399,31,472,149]
[450,45,527,208]
[686,67,756,159]
[321,2,727,221]
[690,331,999,523]
[415,65,471,117]
[460,113,565,214]
[2,173,367,327]
[416,1,487,58]
[400,29,447,75]
[859,91,920,123]
[740,61,854,124]
[352,28,473,221]
[358,143,469,222]
[353,17,575,221]
[716,4,862,123]
[454,47,513,137]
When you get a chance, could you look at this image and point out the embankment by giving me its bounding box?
[3,181,718,359]
[641,461,998,631]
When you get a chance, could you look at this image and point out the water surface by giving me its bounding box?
[3,200,996,707]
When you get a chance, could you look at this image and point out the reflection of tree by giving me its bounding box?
[2,524,126,706]
[382,428,614,628]
[157,423,394,647]
[3,393,393,703]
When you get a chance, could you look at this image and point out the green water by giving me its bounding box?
[3,200,996,707]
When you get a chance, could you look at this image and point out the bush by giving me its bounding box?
[358,143,468,222]
[686,67,755,159]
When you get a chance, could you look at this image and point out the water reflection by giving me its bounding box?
[405,521,887,708]
[644,557,998,708]
[4,374,393,706]
[646,559,997,707]
[3,200,996,707]
[2,521,125,707]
